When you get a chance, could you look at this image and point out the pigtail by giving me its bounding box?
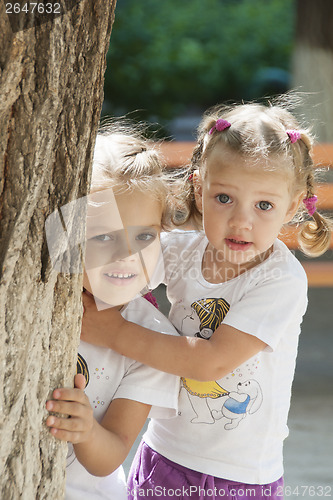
[297,165,333,256]
[169,139,204,230]
[188,140,204,230]
[280,125,332,257]
[298,212,332,257]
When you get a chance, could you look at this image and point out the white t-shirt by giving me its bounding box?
[65,296,180,500]
[144,230,308,484]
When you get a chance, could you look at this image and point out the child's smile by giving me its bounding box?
[103,268,138,286]
[195,144,302,281]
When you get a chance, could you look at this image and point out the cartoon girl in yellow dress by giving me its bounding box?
[180,298,230,424]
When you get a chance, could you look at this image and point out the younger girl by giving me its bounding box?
[81,101,332,499]
[45,122,180,500]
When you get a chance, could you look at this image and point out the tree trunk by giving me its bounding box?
[0,1,116,498]
[292,0,333,142]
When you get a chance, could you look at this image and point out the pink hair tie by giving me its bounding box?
[209,119,231,135]
[286,130,301,144]
[303,195,318,216]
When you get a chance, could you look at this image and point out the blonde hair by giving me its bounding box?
[90,119,174,227]
[181,99,332,257]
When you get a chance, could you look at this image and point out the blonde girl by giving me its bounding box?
[81,101,332,500]
[46,121,180,500]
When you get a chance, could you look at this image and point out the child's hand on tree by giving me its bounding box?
[46,374,94,444]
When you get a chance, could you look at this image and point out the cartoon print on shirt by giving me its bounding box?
[212,379,263,430]
[181,297,230,339]
[180,298,231,424]
[76,353,90,387]
[181,378,230,424]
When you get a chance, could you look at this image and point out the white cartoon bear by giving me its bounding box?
[212,379,263,430]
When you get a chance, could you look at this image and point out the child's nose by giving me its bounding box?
[112,249,137,263]
[111,233,136,262]
[229,206,252,230]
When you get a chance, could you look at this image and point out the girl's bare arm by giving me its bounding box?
[81,293,266,382]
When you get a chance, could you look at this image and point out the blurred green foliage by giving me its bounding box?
[104,0,295,121]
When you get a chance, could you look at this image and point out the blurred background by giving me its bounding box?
[103,0,333,495]
[103,0,333,142]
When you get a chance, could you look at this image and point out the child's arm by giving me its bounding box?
[46,374,150,476]
[81,293,266,382]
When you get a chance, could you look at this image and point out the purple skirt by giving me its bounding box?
[127,441,284,500]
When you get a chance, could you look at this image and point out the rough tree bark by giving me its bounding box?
[0,1,116,498]
[292,0,333,142]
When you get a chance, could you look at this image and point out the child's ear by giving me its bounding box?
[284,191,304,223]
[193,170,203,213]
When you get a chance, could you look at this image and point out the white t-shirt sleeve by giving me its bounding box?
[113,298,180,418]
[112,360,179,419]
[223,270,308,351]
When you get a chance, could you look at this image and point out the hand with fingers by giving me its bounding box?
[46,371,151,477]
[46,373,94,444]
